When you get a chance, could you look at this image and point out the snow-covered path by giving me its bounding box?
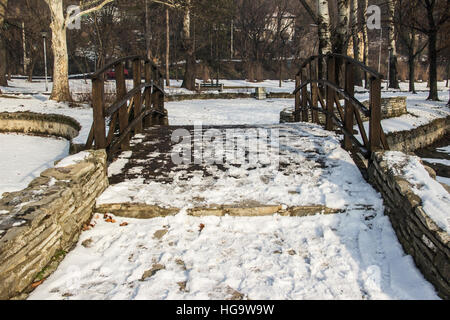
[28,209,438,300]
[29,96,441,299]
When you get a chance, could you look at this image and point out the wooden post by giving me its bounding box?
[369,77,382,152]
[326,56,335,131]
[133,58,143,133]
[301,70,308,122]
[311,60,319,123]
[144,61,152,128]
[116,62,129,149]
[344,61,354,150]
[92,77,106,149]
[295,74,301,122]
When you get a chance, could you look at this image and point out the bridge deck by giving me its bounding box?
[98,123,378,214]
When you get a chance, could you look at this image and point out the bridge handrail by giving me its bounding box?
[293,54,389,156]
[90,55,163,81]
[85,55,167,158]
[296,53,383,80]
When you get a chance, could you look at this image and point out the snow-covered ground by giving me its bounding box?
[28,208,439,300]
[1,77,445,300]
[166,98,291,125]
[0,133,69,197]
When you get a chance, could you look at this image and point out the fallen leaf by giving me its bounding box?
[120,222,128,227]
[199,223,205,232]
[31,280,44,288]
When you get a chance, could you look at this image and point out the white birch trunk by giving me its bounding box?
[387,0,399,88]
[335,0,350,55]
[317,0,331,54]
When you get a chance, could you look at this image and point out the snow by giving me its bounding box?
[2,78,444,300]
[0,133,70,197]
[99,123,381,210]
[383,151,450,233]
[436,146,450,154]
[166,98,291,126]
[437,176,450,186]
[28,208,439,300]
[55,151,91,168]
[421,158,450,166]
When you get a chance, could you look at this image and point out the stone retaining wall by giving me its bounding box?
[0,150,108,300]
[386,116,450,152]
[0,112,81,141]
[368,151,449,299]
[280,96,408,124]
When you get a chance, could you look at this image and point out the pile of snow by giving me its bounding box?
[55,151,91,168]
[383,151,450,233]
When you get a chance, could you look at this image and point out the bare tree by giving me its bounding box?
[43,0,115,102]
[403,0,449,100]
[387,0,399,88]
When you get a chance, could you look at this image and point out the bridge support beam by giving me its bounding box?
[295,75,301,122]
[92,77,106,149]
[344,61,354,151]
[133,58,143,133]
[326,56,335,131]
[116,62,130,150]
[369,77,382,152]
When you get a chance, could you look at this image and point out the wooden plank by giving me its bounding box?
[301,71,308,122]
[92,78,106,149]
[116,61,129,150]
[369,77,382,152]
[344,61,354,151]
[353,107,369,148]
[144,62,153,127]
[310,59,319,123]
[133,58,143,133]
[326,56,335,131]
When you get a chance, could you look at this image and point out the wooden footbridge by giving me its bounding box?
[85,54,389,161]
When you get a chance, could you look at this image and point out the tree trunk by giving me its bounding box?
[334,0,349,55]
[181,0,195,91]
[0,0,8,87]
[427,30,438,100]
[408,55,416,93]
[387,0,399,88]
[46,0,72,102]
[317,0,331,81]
[334,0,350,85]
[165,7,170,87]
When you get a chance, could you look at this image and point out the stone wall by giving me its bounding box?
[0,150,108,300]
[368,151,449,299]
[0,112,81,141]
[386,116,450,152]
[280,96,408,124]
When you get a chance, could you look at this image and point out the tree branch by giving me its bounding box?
[298,0,318,24]
[65,0,115,29]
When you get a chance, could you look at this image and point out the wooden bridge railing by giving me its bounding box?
[293,53,389,158]
[85,55,166,158]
